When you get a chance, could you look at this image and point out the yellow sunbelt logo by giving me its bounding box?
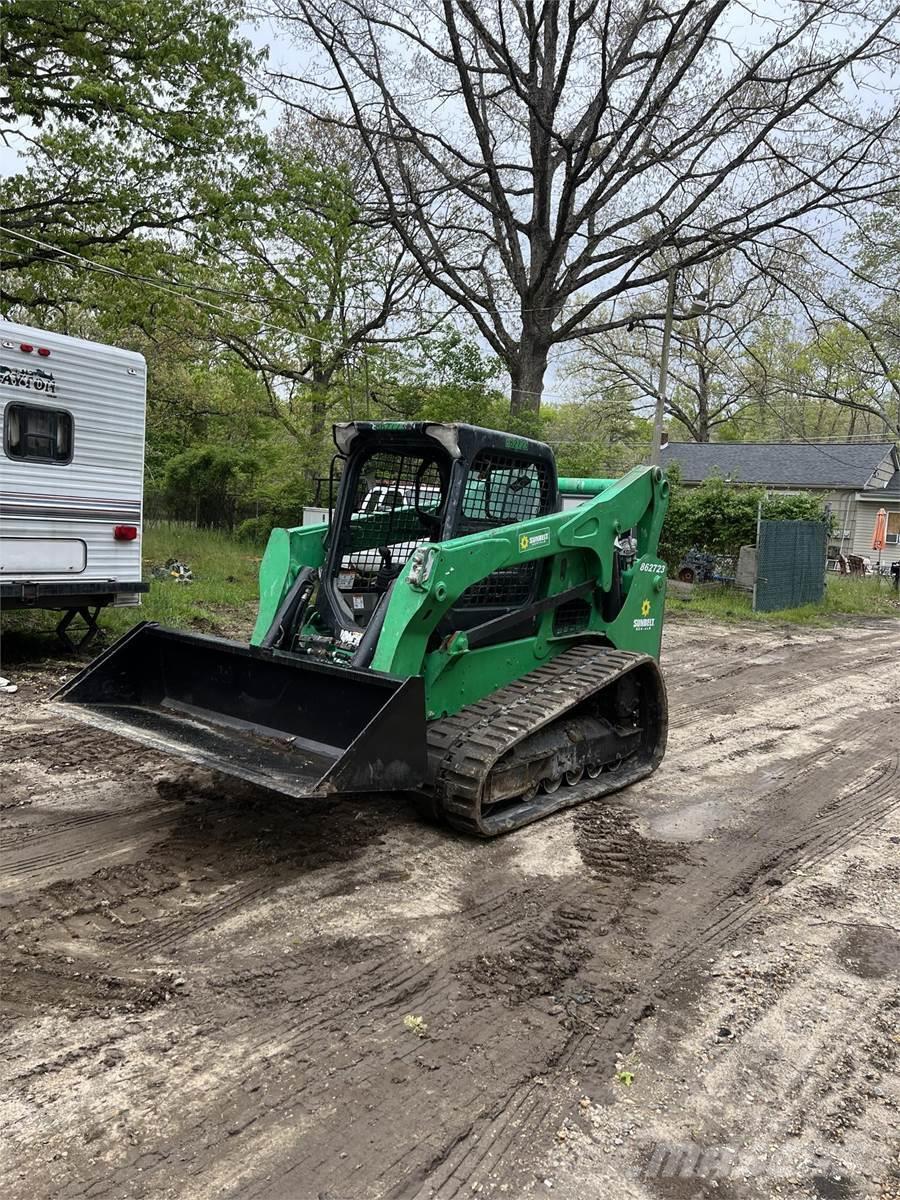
[518,529,550,553]
[634,596,655,632]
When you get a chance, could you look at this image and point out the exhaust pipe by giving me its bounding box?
[53,623,426,797]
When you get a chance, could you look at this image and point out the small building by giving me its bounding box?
[659,440,900,561]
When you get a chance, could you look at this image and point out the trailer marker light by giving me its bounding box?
[37,347,51,357]
[19,343,34,353]
[114,525,138,541]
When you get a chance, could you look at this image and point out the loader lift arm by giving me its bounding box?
[368,463,668,718]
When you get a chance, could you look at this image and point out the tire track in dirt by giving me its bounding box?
[232,835,705,1200]
[0,801,181,897]
[1,798,173,845]
[389,664,899,1199]
[415,742,899,1200]
[667,640,898,730]
[19,812,664,1200]
[2,619,898,1200]
[19,806,883,1190]
[42,908,561,1198]
[2,724,168,773]
[220,854,685,1197]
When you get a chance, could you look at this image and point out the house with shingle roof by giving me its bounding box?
[659,440,900,560]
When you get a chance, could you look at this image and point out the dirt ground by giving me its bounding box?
[1,616,898,1200]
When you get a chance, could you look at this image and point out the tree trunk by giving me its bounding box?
[309,379,329,442]
[308,358,333,442]
[304,368,332,485]
[509,341,549,417]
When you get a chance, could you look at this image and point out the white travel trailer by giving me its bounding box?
[0,320,148,648]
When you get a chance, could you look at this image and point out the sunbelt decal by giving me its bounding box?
[633,598,656,631]
[519,529,550,552]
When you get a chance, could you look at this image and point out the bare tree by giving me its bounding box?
[740,314,900,440]
[782,204,900,439]
[571,254,781,440]
[268,0,900,414]
[746,200,900,438]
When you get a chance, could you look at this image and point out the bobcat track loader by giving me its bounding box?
[56,422,670,836]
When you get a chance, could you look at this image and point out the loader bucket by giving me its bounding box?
[53,622,427,797]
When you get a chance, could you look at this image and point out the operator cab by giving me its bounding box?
[315,422,558,645]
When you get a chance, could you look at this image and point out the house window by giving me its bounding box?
[887,511,900,545]
[4,403,73,464]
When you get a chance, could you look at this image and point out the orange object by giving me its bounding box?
[872,507,888,552]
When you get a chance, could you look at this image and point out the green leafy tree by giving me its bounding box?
[362,331,505,424]
[729,317,898,442]
[541,391,651,479]
[0,0,263,297]
[201,115,436,475]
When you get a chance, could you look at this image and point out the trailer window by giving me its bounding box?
[4,404,73,463]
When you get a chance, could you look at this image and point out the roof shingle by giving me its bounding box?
[659,441,897,490]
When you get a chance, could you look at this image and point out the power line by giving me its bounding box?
[0,227,353,350]
[720,393,896,471]
[2,229,587,400]
[6,229,898,428]
[1,226,574,319]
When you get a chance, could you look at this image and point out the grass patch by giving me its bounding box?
[1,522,265,654]
[667,575,900,625]
[111,522,264,636]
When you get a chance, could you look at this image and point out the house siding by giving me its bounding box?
[867,452,897,489]
[851,496,900,560]
[749,488,899,560]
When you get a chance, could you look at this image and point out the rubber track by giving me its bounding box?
[425,645,663,836]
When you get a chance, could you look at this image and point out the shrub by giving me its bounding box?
[163,444,259,529]
[660,473,831,568]
[236,515,277,544]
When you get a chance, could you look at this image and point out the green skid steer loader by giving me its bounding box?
[55,422,670,836]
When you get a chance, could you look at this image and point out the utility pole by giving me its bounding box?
[650,268,678,465]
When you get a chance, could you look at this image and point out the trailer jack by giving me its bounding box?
[56,606,104,653]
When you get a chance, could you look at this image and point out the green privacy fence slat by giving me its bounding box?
[754,520,827,612]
